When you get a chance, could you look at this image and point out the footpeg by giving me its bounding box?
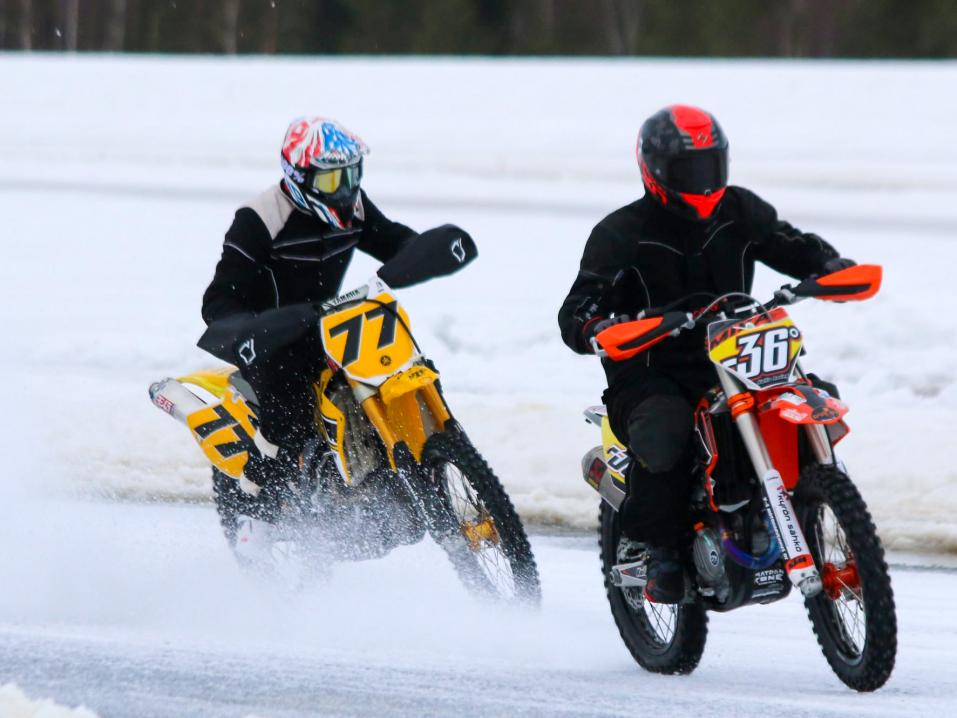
[611,560,648,588]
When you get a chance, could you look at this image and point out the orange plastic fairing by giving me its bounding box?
[816,264,882,302]
[595,317,667,361]
[757,408,800,489]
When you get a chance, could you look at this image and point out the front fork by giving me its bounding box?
[718,368,825,597]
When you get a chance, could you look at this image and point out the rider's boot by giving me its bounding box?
[615,536,685,603]
[643,546,685,604]
[241,446,301,521]
[617,535,645,564]
[234,513,280,570]
[232,446,301,570]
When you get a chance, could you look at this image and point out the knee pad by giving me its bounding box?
[626,394,693,474]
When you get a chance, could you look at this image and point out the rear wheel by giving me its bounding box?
[422,430,541,604]
[795,465,897,691]
[599,502,707,674]
[211,467,247,548]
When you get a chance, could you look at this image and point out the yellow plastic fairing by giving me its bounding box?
[355,377,450,467]
[320,290,416,385]
[185,388,258,478]
[314,369,352,483]
[177,367,234,399]
[601,417,630,486]
[379,365,439,404]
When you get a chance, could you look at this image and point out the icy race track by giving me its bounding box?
[2,500,957,718]
[1,56,956,715]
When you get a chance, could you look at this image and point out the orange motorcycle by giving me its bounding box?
[582,264,896,690]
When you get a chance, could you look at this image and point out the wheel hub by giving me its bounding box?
[461,513,500,551]
[822,560,861,600]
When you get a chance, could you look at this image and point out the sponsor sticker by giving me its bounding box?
[153,393,175,415]
[280,156,306,184]
[754,568,785,586]
[781,408,806,422]
[606,444,632,475]
[322,285,368,310]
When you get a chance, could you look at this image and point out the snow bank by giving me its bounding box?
[0,684,98,718]
[1,56,955,552]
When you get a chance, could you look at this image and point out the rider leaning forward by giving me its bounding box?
[558,105,855,604]
[198,117,473,545]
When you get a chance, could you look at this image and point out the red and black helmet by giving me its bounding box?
[637,105,729,221]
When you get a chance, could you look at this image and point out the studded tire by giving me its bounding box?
[599,501,708,674]
[421,430,541,604]
[795,464,897,691]
[211,468,245,548]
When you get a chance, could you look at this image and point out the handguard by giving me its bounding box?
[592,311,693,361]
[791,264,882,302]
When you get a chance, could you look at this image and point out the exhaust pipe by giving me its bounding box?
[148,378,206,425]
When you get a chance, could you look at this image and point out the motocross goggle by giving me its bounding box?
[645,147,728,195]
[308,161,362,196]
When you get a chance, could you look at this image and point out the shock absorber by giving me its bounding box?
[760,469,822,597]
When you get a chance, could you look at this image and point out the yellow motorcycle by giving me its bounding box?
[149,235,540,602]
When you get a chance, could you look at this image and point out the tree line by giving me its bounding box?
[2,0,956,57]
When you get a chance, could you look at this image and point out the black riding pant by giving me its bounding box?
[238,332,321,452]
[606,364,717,548]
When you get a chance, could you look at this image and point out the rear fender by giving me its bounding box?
[583,405,606,427]
[177,368,234,399]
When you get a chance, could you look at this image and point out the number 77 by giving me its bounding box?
[328,301,399,366]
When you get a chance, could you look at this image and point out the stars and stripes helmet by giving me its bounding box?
[280,117,369,229]
[638,105,729,221]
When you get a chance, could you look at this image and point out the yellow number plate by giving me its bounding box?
[708,308,803,389]
[320,290,416,384]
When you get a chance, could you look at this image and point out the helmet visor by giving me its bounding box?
[310,164,362,195]
[666,150,727,194]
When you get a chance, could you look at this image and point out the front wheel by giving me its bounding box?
[795,464,897,691]
[421,430,541,604]
[599,502,707,674]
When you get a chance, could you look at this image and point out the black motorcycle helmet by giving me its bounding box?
[637,105,729,221]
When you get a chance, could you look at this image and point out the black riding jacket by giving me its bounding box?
[558,186,839,390]
[202,184,415,323]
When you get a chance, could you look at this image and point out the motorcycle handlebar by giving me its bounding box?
[594,262,882,361]
[591,285,804,360]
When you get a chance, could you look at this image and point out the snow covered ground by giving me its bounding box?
[1,498,956,717]
[0,683,97,718]
[1,53,957,717]
[2,54,955,551]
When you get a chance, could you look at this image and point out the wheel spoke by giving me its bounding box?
[436,460,517,599]
[815,502,867,656]
[645,602,677,645]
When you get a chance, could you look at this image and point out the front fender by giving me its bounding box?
[760,385,848,425]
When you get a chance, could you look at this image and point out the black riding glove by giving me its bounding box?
[582,314,631,352]
[822,257,856,274]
